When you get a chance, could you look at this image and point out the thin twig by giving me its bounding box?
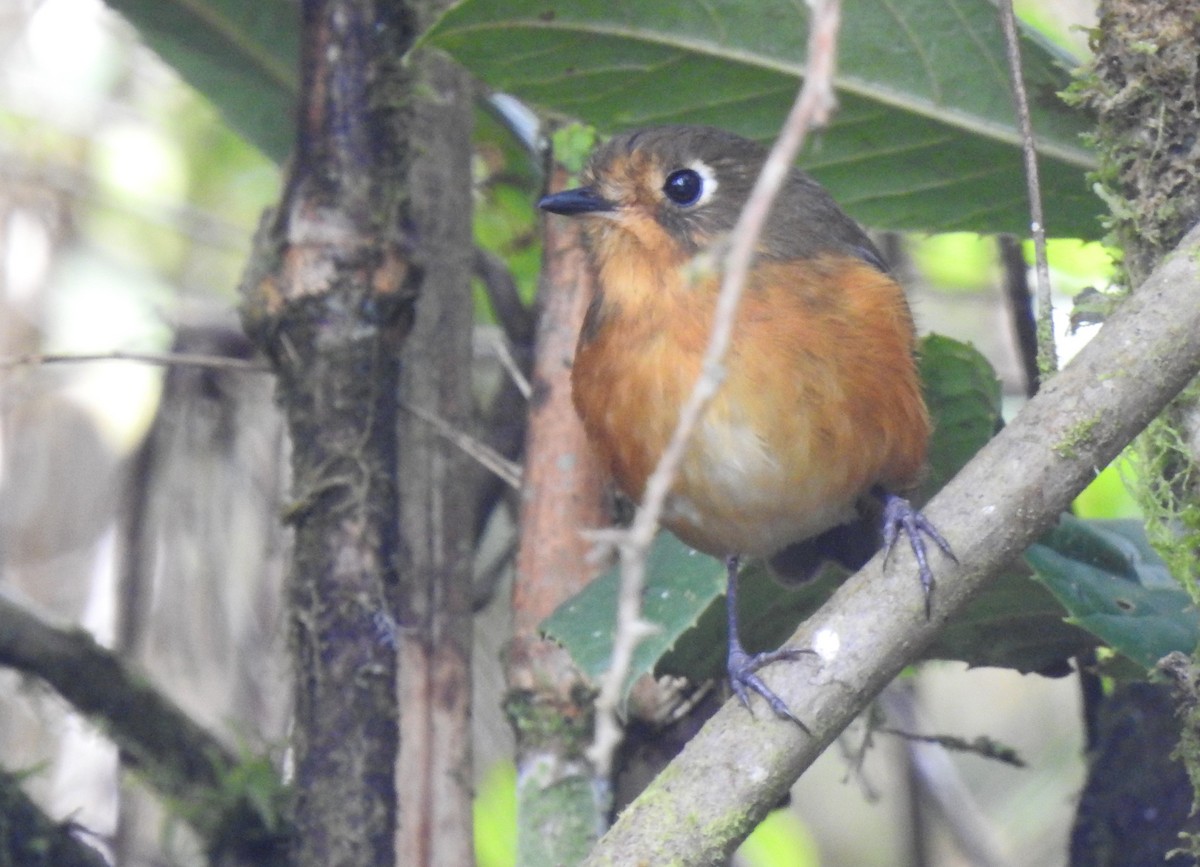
[400,399,522,490]
[998,0,1058,376]
[587,0,844,779]
[880,686,1011,867]
[0,350,271,373]
[483,328,533,400]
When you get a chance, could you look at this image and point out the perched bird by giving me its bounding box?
[538,125,951,723]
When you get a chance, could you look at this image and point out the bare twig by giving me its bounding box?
[482,327,533,400]
[999,0,1058,376]
[881,686,1010,867]
[399,398,522,489]
[587,0,844,779]
[0,349,270,372]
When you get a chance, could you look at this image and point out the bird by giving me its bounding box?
[538,125,952,725]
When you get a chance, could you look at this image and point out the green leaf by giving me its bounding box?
[540,533,726,696]
[425,0,1098,237]
[1026,516,1200,671]
[656,558,839,682]
[924,567,1095,675]
[662,559,1096,681]
[105,0,299,161]
[917,334,1003,503]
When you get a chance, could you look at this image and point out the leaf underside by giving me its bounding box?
[426,0,1099,237]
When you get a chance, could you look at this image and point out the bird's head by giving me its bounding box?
[538,125,882,269]
[538,125,768,259]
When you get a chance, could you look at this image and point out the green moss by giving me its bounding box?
[1071,1,1200,849]
[504,686,595,758]
[1176,701,1200,862]
[1054,417,1101,461]
[1131,381,1200,604]
[1159,654,1200,860]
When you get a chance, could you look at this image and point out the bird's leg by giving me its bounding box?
[725,555,810,728]
[875,487,956,615]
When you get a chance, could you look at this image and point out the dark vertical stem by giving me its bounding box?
[997,0,1057,375]
[997,235,1040,398]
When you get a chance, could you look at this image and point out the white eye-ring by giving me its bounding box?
[662,160,719,208]
[687,159,719,206]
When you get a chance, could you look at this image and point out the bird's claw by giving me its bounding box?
[880,493,956,615]
[727,645,812,730]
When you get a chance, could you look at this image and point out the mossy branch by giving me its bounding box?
[0,767,109,867]
[0,594,288,865]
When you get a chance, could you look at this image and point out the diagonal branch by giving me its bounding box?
[0,593,288,864]
[0,766,109,867]
[582,223,1200,865]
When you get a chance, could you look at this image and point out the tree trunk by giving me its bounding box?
[238,1,421,864]
[393,25,478,865]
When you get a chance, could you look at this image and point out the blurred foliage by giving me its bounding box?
[472,107,543,320]
[474,761,518,867]
[911,233,1001,293]
[0,2,279,447]
[1074,458,1141,520]
[738,808,820,867]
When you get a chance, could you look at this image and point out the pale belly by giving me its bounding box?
[662,397,862,558]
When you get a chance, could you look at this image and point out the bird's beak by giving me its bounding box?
[537,187,615,216]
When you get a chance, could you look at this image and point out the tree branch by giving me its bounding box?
[0,593,287,864]
[582,223,1200,864]
[237,1,419,863]
[0,767,109,867]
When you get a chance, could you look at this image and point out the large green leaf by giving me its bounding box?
[425,0,1098,237]
[105,0,299,161]
[540,532,727,696]
[1026,516,1200,671]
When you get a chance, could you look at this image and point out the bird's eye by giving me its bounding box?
[663,169,704,206]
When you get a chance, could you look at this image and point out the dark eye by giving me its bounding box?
[663,169,703,206]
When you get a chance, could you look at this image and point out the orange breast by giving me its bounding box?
[571,237,929,559]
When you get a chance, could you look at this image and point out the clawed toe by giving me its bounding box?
[879,491,955,614]
[727,646,812,730]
